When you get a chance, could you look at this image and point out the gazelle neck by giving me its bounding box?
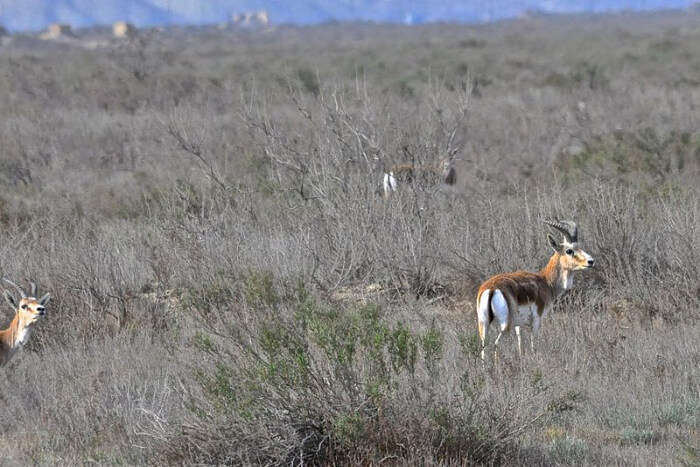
[539,253,573,298]
[6,313,33,348]
[0,312,38,366]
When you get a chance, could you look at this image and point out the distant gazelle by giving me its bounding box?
[476,220,594,360]
[382,156,457,198]
[0,279,50,366]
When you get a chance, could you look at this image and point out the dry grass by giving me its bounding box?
[0,10,698,465]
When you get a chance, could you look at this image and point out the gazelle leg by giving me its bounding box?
[515,326,523,356]
[478,320,489,362]
[490,290,509,364]
[531,314,541,353]
[493,330,504,363]
[477,291,493,364]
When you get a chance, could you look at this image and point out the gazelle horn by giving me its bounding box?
[3,278,27,298]
[543,219,578,243]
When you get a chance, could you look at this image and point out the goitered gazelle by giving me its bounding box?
[382,156,457,198]
[476,220,594,360]
[1,279,50,366]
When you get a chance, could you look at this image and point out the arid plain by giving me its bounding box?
[0,10,698,464]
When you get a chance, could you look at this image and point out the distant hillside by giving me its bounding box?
[0,0,694,32]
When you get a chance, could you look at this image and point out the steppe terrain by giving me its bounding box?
[0,11,698,464]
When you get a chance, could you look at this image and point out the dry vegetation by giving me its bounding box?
[0,10,698,465]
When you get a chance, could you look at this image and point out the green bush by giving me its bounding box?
[185,281,533,463]
[549,436,589,464]
[619,428,658,446]
[297,66,320,96]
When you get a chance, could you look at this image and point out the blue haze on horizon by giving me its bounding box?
[0,0,695,32]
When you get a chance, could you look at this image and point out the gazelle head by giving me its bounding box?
[544,219,595,271]
[3,279,50,326]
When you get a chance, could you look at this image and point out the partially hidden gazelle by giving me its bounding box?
[0,279,50,366]
[476,220,594,360]
[382,156,457,198]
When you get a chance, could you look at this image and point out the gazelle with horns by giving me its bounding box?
[476,220,594,360]
[0,279,50,366]
[382,156,457,198]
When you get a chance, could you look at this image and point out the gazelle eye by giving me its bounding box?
[21,304,27,310]
[565,249,574,255]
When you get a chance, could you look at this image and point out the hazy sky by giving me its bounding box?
[0,0,694,32]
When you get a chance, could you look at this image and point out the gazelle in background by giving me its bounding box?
[382,156,457,198]
[476,220,594,361]
[0,279,50,366]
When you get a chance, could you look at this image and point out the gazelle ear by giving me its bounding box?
[3,290,16,309]
[546,233,560,252]
[39,293,50,306]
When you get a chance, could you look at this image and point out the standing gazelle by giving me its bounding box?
[382,156,457,198]
[476,220,594,360]
[0,279,50,366]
